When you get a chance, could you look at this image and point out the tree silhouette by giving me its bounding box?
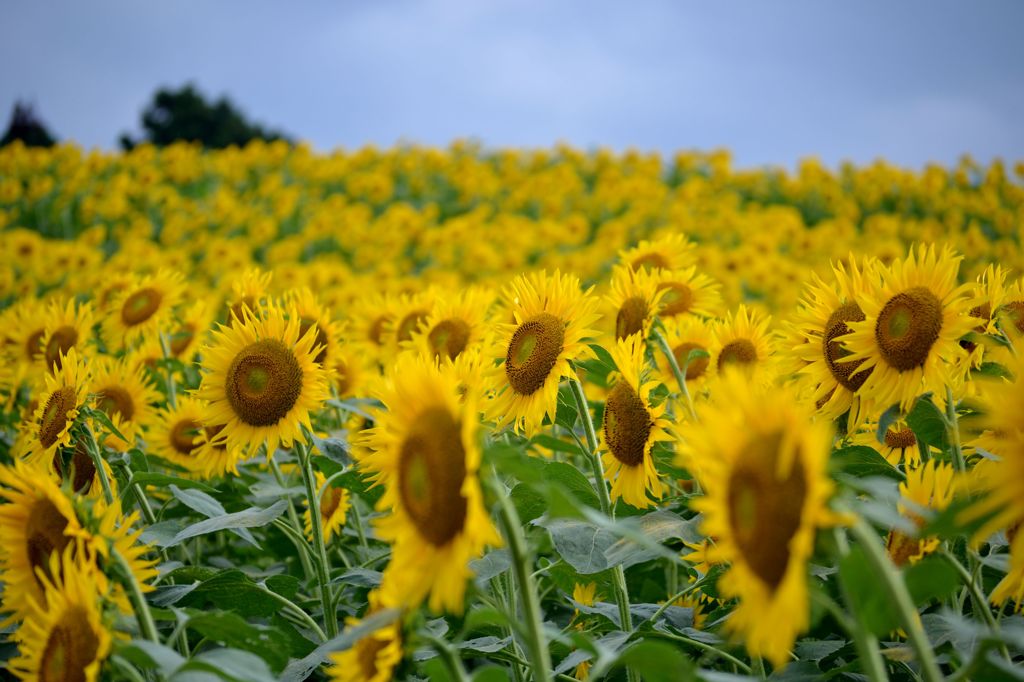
[120,83,290,150]
[1,102,57,147]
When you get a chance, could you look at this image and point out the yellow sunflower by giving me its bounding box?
[304,470,351,542]
[380,291,437,359]
[486,270,601,435]
[196,303,330,456]
[998,276,1024,337]
[226,267,273,325]
[8,550,111,682]
[651,266,722,320]
[842,245,975,413]
[409,285,494,365]
[779,258,877,427]
[680,373,834,669]
[21,347,90,468]
[360,355,500,613]
[326,586,403,682]
[146,397,242,477]
[332,340,377,400]
[604,264,666,342]
[6,297,49,386]
[850,419,922,467]
[39,297,95,374]
[102,269,185,349]
[619,234,696,273]
[165,298,214,360]
[287,286,343,373]
[654,316,714,396]
[88,355,159,451]
[885,460,957,567]
[708,305,775,383]
[600,335,673,509]
[51,442,119,498]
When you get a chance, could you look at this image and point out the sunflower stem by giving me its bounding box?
[256,580,328,642]
[296,437,339,638]
[652,327,699,422]
[158,332,178,410]
[649,631,753,674]
[112,547,160,643]
[849,517,942,682]
[83,423,115,505]
[830,528,890,682]
[647,573,712,625]
[269,456,316,581]
[938,548,1011,661]
[424,634,471,682]
[944,387,965,472]
[492,475,553,682]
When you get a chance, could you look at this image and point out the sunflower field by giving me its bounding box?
[1,140,1024,682]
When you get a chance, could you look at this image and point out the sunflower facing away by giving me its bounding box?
[600,335,673,509]
[680,373,834,668]
[361,355,500,613]
[305,470,351,542]
[486,270,601,435]
[604,264,666,342]
[196,303,330,456]
[102,269,184,349]
[843,245,975,412]
[21,346,90,468]
[327,585,403,682]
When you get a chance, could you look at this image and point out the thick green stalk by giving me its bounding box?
[113,548,159,642]
[296,438,339,638]
[830,528,890,682]
[269,456,316,581]
[944,387,965,472]
[652,327,698,422]
[83,424,115,505]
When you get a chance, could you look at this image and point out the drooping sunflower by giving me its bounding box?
[619,233,696,273]
[650,266,722,320]
[842,245,975,412]
[885,460,957,567]
[8,551,111,682]
[88,355,159,451]
[304,470,351,542]
[196,303,330,456]
[604,264,666,342]
[486,270,601,435]
[680,373,834,669]
[326,586,403,682]
[600,335,673,509]
[21,346,90,468]
[145,397,241,477]
[102,269,185,349]
[39,297,95,374]
[708,305,775,383]
[361,355,500,613]
[409,285,494,365]
[654,316,715,396]
[779,258,877,427]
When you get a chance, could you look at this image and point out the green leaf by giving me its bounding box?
[875,402,903,444]
[84,405,129,443]
[576,344,617,388]
[471,666,510,682]
[115,640,185,677]
[603,510,702,570]
[838,544,900,636]
[309,432,352,465]
[174,649,276,682]
[906,555,960,605]
[170,485,259,547]
[612,640,695,682]
[128,472,217,493]
[186,611,290,672]
[457,636,512,653]
[279,608,403,682]
[906,396,949,452]
[174,570,289,618]
[973,361,1011,379]
[157,500,288,547]
[529,433,578,454]
[830,446,903,480]
[469,549,511,582]
[539,517,617,574]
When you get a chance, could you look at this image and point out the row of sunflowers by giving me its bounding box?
[0,140,1023,681]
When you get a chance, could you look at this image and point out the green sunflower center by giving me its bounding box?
[884,427,917,450]
[604,383,653,467]
[40,605,100,682]
[26,497,71,588]
[226,339,303,427]
[726,432,808,590]
[44,326,78,373]
[672,342,709,380]
[121,287,162,327]
[428,319,471,360]
[170,419,203,456]
[96,386,135,422]
[717,339,757,369]
[822,301,871,392]
[397,309,429,343]
[615,296,648,340]
[875,286,943,371]
[398,406,468,547]
[298,317,330,365]
[505,313,565,396]
[39,386,77,449]
[658,282,694,317]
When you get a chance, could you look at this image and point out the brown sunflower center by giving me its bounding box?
[428,319,471,360]
[320,485,345,518]
[229,297,256,324]
[39,605,100,682]
[632,253,669,272]
[884,427,917,450]
[225,339,303,427]
[1004,301,1024,335]
[369,315,389,346]
[26,328,46,360]
[822,301,871,392]
[505,313,565,396]
[204,425,228,451]
[26,497,71,588]
[397,310,429,343]
[170,419,203,456]
[672,342,709,380]
[169,323,196,356]
[54,444,97,494]
[121,287,162,327]
[658,282,694,317]
[398,406,468,547]
[615,296,648,340]
[726,432,808,590]
[885,531,920,568]
[39,386,77,448]
[875,286,943,371]
[96,386,135,422]
[603,383,653,467]
[299,318,330,365]
[334,359,352,396]
[717,339,758,369]
[357,633,390,680]
[44,326,78,372]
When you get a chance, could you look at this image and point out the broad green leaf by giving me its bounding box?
[830,445,903,480]
[128,472,217,493]
[170,485,259,547]
[906,554,960,605]
[279,608,403,682]
[186,611,290,672]
[158,500,287,547]
[309,432,352,465]
[174,649,276,682]
[611,640,695,682]
[838,544,900,636]
[906,396,949,452]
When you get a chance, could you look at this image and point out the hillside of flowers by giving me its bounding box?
[1,139,1023,681]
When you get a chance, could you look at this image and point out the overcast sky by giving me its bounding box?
[2,0,1022,168]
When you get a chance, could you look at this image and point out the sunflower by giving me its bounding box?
[361,355,500,613]
[779,258,877,427]
[165,298,214,360]
[680,373,834,669]
[409,285,494,365]
[51,442,119,498]
[326,586,403,682]
[21,347,90,468]
[654,316,715,397]
[332,340,377,401]
[604,264,666,342]
[88,355,159,451]
[708,305,775,383]
[304,470,351,542]
[851,419,922,467]
[102,269,184,349]
[619,234,696,273]
[600,335,673,509]
[6,297,49,386]
[885,460,957,567]
[40,297,95,374]
[350,292,396,350]
[651,266,722,320]
[146,397,241,477]
[226,267,273,324]
[287,286,343,372]
[999,276,1024,337]
[7,550,111,682]
[196,303,330,456]
[486,270,601,435]
[380,291,436,359]
[842,245,975,413]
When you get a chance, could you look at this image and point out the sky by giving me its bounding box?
[2,0,1023,168]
